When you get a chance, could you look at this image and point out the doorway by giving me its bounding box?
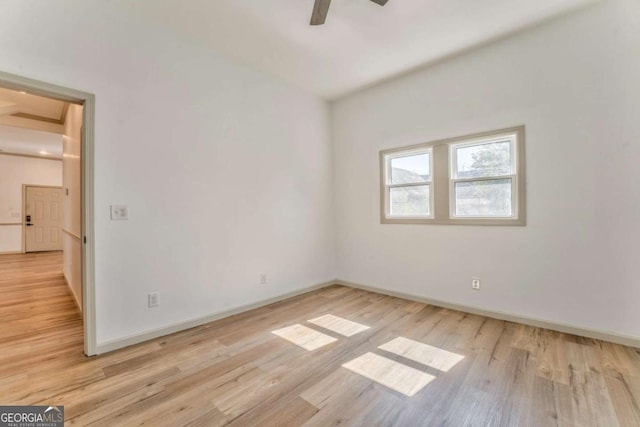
[0,70,96,356]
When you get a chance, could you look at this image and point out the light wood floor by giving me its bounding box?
[1,252,640,426]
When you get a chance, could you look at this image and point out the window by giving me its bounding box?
[450,136,516,218]
[380,126,525,225]
[382,148,433,219]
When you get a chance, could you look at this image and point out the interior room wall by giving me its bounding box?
[331,0,640,339]
[0,1,335,346]
[63,104,83,310]
[0,155,62,253]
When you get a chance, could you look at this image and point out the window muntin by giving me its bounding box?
[383,149,433,218]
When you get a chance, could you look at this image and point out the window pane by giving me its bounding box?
[455,141,511,178]
[390,185,430,216]
[390,153,430,184]
[454,179,512,217]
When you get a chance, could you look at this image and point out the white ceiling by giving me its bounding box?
[0,125,63,159]
[129,0,595,99]
[0,88,64,158]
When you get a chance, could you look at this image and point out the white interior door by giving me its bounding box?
[25,186,64,252]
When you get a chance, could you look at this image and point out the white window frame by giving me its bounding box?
[382,147,434,220]
[449,133,518,219]
[380,126,525,226]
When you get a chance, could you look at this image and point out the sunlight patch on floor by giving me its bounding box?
[378,337,464,372]
[342,352,435,397]
[271,324,338,351]
[307,314,370,337]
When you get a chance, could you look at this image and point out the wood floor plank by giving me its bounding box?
[604,373,640,427]
[567,341,622,426]
[1,252,639,426]
[307,314,370,337]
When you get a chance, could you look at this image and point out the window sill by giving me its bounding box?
[381,217,526,226]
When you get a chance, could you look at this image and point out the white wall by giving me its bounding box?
[63,104,83,310]
[332,0,640,339]
[0,1,335,345]
[0,155,62,253]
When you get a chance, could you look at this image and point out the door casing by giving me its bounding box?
[0,70,97,356]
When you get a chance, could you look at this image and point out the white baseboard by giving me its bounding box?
[338,279,640,349]
[94,279,337,355]
[94,278,640,355]
[0,250,22,255]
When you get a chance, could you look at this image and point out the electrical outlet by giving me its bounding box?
[110,205,129,220]
[260,274,268,285]
[148,292,159,308]
[472,279,481,290]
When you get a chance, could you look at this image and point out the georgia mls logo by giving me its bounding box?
[0,405,64,427]
[44,406,63,416]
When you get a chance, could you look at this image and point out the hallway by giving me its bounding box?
[0,252,84,391]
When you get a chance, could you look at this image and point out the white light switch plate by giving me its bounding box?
[148,292,159,308]
[110,205,128,220]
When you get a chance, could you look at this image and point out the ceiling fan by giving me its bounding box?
[310,0,389,26]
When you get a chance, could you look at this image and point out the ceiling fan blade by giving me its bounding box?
[311,0,331,25]
[369,0,389,5]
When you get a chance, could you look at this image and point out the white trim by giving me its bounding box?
[337,279,640,349]
[448,132,518,155]
[82,92,97,356]
[387,182,430,189]
[0,152,63,161]
[62,228,82,241]
[95,279,337,355]
[63,273,82,314]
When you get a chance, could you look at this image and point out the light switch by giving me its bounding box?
[110,205,128,220]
